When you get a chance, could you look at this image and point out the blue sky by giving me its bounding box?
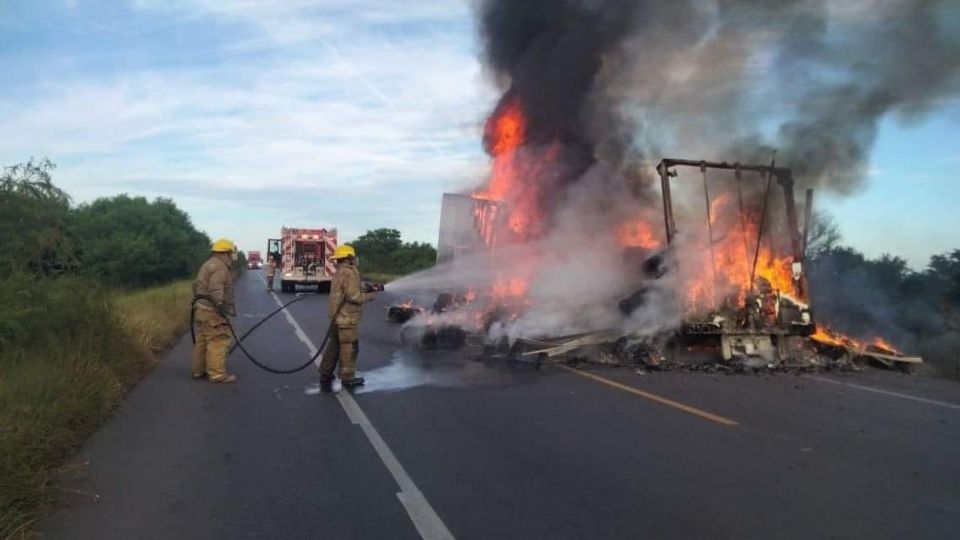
[1,1,957,269]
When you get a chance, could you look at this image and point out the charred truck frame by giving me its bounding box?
[656,158,816,365]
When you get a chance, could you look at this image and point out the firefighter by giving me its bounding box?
[192,238,238,383]
[265,254,277,291]
[319,244,377,388]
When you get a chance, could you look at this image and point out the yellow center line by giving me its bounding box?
[557,365,739,427]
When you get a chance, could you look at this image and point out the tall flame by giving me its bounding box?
[684,194,802,312]
[473,98,555,240]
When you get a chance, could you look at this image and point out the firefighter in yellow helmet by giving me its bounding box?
[192,238,238,383]
[319,244,377,388]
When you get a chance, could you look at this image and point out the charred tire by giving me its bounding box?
[388,306,421,324]
[401,324,466,350]
[429,326,467,349]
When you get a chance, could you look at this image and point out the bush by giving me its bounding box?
[71,195,211,288]
[0,159,80,278]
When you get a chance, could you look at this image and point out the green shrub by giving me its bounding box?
[70,195,210,288]
[0,159,80,278]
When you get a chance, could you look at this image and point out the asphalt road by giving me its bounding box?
[42,271,960,539]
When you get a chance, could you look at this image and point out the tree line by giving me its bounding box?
[350,228,437,277]
[1,159,212,288]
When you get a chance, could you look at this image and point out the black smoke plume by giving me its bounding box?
[478,0,960,196]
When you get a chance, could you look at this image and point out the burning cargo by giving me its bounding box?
[388,302,424,324]
[426,153,921,370]
[645,158,816,365]
[388,0,953,371]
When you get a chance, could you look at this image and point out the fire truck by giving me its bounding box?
[246,250,262,269]
[267,227,338,293]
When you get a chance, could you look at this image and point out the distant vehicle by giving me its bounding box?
[247,250,263,269]
[268,227,338,293]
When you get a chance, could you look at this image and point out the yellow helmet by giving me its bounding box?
[333,244,356,259]
[211,238,236,253]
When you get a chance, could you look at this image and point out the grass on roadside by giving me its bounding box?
[113,280,194,354]
[0,277,193,539]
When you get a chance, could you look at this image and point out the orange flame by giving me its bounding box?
[812,326,851,348]
[682,194,802,312]
[811,326,900,353]
[871,337,901,354]
[617,220,661,249]
[487,101,524,157]
[811,325,904,357]
[709,192,731,226]
[492,277,529,302]
[473,98,556,240]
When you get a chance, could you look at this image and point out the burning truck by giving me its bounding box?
[387,0,948,372]
[417,154,921,370]
[391,99,922,370]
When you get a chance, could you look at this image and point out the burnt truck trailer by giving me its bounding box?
[653,158,816,365]
[437,193,508,264]
[268,227,337,293]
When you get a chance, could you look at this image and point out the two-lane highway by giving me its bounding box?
[42,271,960,539]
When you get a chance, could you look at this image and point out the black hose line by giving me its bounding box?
[225,311,330,374]
[227,296,307,354]
[190,295,343,375]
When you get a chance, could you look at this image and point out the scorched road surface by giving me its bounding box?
[42,272,960,539]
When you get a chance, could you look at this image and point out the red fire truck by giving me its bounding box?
[267,227,338,293]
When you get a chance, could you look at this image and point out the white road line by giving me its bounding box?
[804,375,960,412]
[261,283,454,540]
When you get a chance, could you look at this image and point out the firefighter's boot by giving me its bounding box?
[341,377,365,388]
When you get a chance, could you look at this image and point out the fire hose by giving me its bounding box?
[190,295,344,375]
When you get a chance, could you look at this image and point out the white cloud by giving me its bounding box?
[0,0,496,248]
